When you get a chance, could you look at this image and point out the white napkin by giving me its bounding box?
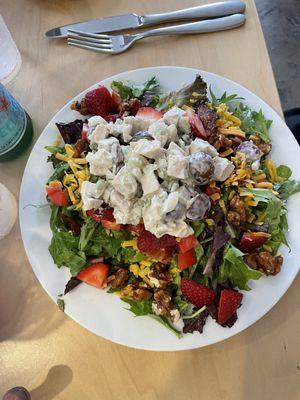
[0,182,17,239]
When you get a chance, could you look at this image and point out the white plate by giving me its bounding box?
[19,66,300,351]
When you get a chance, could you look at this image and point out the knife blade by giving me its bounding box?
[45,14,141,38]
[45,1,246,38]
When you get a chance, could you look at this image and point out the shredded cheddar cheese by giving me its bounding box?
[121,239,138,250]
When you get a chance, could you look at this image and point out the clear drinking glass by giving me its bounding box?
[0,14,22,84]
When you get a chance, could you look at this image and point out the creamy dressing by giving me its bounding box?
[81,107,235,238]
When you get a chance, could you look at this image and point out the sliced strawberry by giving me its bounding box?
[111,91,122,112]
[87,207,114,223]
[159,234,177,248]
[46,182,70,207]
[137,230,160,253]
[238,231,270,253]
[185,108,207,138]
[77,262,109,289]
[136,107,163,121]
[87,209,102,223]
[217,289,243,325]
[181,277,216,307]
[178,235,198,253]
[81,122,88,140]
[137,230,177,255]
[104,114,118,123]
[84,85,112,117]
[178,248,197,270]
[101,208,115,222]
[127,223,145,236]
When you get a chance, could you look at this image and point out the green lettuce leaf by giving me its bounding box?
[57,298,65,312]
[190,221,205,237]
[241,188,289,254]
[122,298,182,338]
[274,179,300,200]
[233,103,272,142]
[209,87,243,107]
[49,229,86,276]
[218,244,262,290]
[276,165,292,181]
[79,218,97,251]
[47,161,69,183]
[157,75,207,111]
[111,76,159,100]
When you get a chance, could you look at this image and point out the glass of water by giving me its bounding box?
[0,14,21,84]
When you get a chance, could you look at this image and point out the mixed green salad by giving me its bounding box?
[45,75,300,337]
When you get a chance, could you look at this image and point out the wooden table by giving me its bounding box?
[1,1,299,399]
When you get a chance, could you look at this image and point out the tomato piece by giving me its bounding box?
[178,235,199,253]
[77,262,109,289]
[81,122,88,140]
[178,248,197,270]
[101,220,123,231]
[46,182,69,207]
[238,231,270,253]
[127,223,145,236]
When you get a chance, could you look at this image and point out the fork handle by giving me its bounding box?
[141,1,245,26]
[135,14,245,40]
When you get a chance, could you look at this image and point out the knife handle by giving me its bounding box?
[141,1,245,27]
[135,14,245,40]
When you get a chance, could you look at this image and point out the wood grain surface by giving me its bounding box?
[0,1,299,399]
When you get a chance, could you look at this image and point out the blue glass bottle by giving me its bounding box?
[0,84,33,161]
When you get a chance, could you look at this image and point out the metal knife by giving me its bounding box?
[45,0,245,38]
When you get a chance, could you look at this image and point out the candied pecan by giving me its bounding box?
[120,282,152,300]
[152,290,180,322]
[154,289,171,306]
[71,99,89,115]
[259,142,272,155]
[149,264,172,289]
[227,195,247,226]
[132,288,152,301]
[245,251,282,276]
[120,284,134,298]
[230,136,243,149]
[107,268,129,288]
[230,195,244,209]
[119,98,142,117]
[209,133,232,151]
[258,252,282,275]
[73,138,89,158]
[249,133,261,146]
[227,210,243,226]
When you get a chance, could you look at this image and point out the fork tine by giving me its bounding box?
[67,29,110,40]
[67,38,112,49]
[67,33,111,45]
[67,41,113,54]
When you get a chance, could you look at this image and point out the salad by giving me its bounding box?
[45,75,300,337]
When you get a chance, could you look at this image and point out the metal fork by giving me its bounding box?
[67,13,245,54]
